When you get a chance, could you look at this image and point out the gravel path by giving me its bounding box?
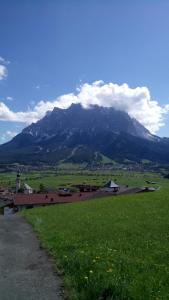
[0,215,63,300]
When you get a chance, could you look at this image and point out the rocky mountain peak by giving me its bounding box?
[0,103,168,165]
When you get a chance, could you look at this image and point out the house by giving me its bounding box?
[103,180,119,192]
[24,184,33,194]
[58,188,72,196]
[0,197,14,215]
[137,186,156,193]
[3,204,14,215]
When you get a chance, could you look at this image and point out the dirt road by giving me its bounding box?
[0,215,63,300]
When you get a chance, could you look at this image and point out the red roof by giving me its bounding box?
[14,192,97,206]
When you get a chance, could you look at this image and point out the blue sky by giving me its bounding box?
[1,0,169,143]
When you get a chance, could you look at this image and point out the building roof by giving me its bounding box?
[14,192,97,206]
[105,181,119,188]
[24,184,33,190]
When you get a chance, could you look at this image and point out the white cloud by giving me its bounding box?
[0,56,9,80]
[0,57,10,65]
[0,81,168,134]
[0,57,5,64]
[6,96,13,101]
[5,130,18,138]
[34,85,40,89]
[0,65,7,80]
[0,130,18,144]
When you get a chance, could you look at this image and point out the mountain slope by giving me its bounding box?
[0,104,169,165]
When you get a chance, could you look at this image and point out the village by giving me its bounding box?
[0,170,158,215]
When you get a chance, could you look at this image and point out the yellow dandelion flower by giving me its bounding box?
[107,268,113,273]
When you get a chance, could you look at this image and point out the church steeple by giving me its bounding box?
[16,170,21,193]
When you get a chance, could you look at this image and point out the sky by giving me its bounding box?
[1,0,169,143]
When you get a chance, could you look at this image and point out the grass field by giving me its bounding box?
[23,172,169,300]
[0,169,161,190]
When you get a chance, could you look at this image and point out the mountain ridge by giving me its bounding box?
[0,104,169,165]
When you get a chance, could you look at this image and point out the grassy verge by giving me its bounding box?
[23,187,169,300]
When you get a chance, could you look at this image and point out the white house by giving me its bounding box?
[104,180,119,192]
[24,184,33,194]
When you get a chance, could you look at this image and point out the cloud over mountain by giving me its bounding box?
[0,81,168,134]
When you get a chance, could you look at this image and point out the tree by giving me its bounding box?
[39,183,45,192]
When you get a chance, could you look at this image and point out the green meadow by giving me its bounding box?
[23,172,169,300]
[0,169,161,190]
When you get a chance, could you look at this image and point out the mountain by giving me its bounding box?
[0,103,169,165]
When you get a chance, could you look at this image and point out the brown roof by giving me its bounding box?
[14,192,97,206]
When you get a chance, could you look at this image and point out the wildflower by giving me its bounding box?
[84,276,88,280]
[92,259,96,263]
[107,268,113,273]
[89,270,93,274]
